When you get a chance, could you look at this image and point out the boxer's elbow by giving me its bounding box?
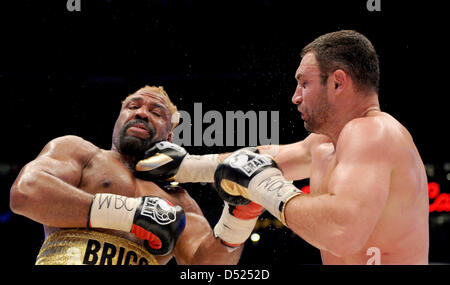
[325,220,371,257]
[291,222,367,257]
[326,230,367,257]
[9,184,24,214]
[10,169,44,215]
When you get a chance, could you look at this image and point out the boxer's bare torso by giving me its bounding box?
[270,112,429,264]
[11,88,243,265]
[41,136,205,265]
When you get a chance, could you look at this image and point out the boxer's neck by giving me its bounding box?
[320,93,380,147]
[110,145,137,172]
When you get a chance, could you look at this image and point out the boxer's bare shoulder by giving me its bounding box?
[15,136,101,191]
[40,135,101,164]
[336,112,418,163]
[337,114,392,155]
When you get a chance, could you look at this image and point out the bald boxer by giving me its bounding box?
[141,31,429,264]
[10,86,263,265]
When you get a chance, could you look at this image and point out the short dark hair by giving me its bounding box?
[301,30,380,93]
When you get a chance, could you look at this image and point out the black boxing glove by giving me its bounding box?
[135,141,187,182]
[88,194,186,256]
[213,147,272,205]
[214,147,303,225]
[135,141,220,183]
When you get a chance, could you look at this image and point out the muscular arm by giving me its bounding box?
[175,213,242,265]
[9,135,98,227]
[173,195,242,265]
[218,133,327,181]
[257,133,327,180]
[170,135,326,264]
[284,121,392,257]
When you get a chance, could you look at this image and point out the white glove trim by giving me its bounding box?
[89,193,139,232]
[213,202,258,246]
[174,154,220,183]
[248,168,303,225]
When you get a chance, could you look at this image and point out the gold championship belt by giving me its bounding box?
[35,229,159,265]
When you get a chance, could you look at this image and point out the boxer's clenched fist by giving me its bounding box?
[135,141,187,182]
[214,201,264,248]
[213,147,277,205]
[135,141,220,183]
[214,148,303,225]
[88,194,186,256]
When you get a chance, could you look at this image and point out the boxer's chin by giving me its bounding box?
[118,134,154,157]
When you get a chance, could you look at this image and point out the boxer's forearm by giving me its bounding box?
[258,143,311,181]
[190,233,243,265]
[173,212,243,265]
[201,144,310,182]
[136,141,311,184]
[10,169,92,228]
[218,153,230,163]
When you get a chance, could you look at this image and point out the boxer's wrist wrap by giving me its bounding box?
[174,154,219,183]
[88,193,139,232]
[248,168,303,225]
[213,203,258,248]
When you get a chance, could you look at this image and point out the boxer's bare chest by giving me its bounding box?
[78,150,166,199]
[78,150,136,197]
[72,150,178,264]
[309,142,337,195]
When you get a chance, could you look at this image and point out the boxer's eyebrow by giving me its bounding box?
[123,96,143,105]
[150,102,166,110]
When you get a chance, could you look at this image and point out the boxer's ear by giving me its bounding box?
[167,132,173,142]
[332,69,347,93]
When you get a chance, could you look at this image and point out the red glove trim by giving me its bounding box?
[231,202,264,220]
[131,224,162,250]
[220,239,243,248]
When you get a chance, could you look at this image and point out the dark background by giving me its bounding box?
[0,0,449,267]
